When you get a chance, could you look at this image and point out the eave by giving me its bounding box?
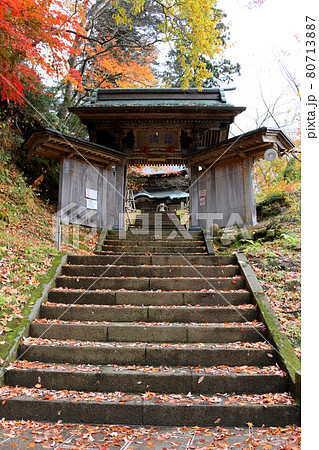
[69,105,246,126]
[188,127,294,166]
[23,128,126,169]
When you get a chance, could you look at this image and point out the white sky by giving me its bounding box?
[218,0,301,136]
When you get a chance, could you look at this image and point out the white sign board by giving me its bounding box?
[86,198,98,210]
[86,188,97,200]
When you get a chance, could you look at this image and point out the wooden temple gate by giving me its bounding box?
[24,88,294,231]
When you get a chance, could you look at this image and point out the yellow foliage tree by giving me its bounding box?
[113,0,227,89]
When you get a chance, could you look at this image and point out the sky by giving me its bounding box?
[219,0,301,137]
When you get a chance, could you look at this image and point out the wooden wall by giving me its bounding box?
[58,158,126,229]
[189,158,257,230]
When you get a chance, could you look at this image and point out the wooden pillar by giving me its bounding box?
[189,164,201,230]
[112,161,126,230]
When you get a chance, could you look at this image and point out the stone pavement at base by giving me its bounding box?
[0,423,301,449]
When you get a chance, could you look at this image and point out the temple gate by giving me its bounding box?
[24,88,294,230]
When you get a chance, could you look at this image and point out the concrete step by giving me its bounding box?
[55,276,246,291]
[40,304,258,323]
[6,361,289,395]
[0,386,300,426]
[62,265,240,278]
[19,339,277,367]
[67,254,237,266]
[29,320,265,343]
[48,289,252,306]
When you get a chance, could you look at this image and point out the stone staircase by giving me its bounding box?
[98,212,208,255]
[0,217,300,426]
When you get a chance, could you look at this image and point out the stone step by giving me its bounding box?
[68,254,237,266]
[0,387,300,426]
[133,216,179,221]
[135,212,180,222]
[100,246,207,253]
[132,215,182,221]
[102,240,205,248]
[6,361,289,395]
[129,225,184,230]
[19,339,277,367]
[29,321,265,343]
[116,228,202,233]
[48,289,252,306]
[131,220,182,226]
[98,251,208,256]
[104,233,203,241]
[135,213,180,217]
[3,231,300,428]
[55,276,246,291]
[40,304,258,323]
[132,223,184,229]
[62,264,240,278]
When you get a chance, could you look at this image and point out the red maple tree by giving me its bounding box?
[0,0,78,104]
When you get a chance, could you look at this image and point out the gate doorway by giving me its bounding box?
[125,164,190,228]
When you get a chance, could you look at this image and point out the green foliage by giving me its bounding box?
[254,154,301,223]
[254,155,301,206]
[160,49,240,87]
[283,157,301,182]
[279,232,301,249]
[239,239,263,255]
[257,193,289,208]
[257,193,289,220]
